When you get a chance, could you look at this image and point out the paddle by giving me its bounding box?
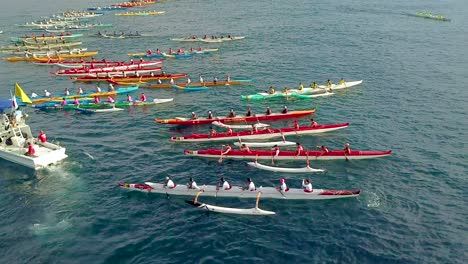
[255,192,262,209]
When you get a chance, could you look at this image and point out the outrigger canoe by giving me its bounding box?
[247,161,325,173]
[54,60,162,75]
[140,79,250,89]
[119,182,361,200]
[170,36,245,42]
[156,109,316,125]
[35,98,174,111]
[170,123,349,142]
[184,148,392,160]
[31,87,138,104]
[72,73,188,82]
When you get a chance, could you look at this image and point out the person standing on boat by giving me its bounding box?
[221,144,232,155]
[127,94,133,102]
[310,118,318,127]
[279,178,288,192]
[191,112,198,120]
[219,177,231,190]
[246,106,253,117]
[295,142,304,157]
[302,179,313,192]
[227,109,236,118]
[244,178,256,191]
[265,107,272,115]
[37,130,47,143]
[164,177,175,189]
[207,111,213,119]
[282,105,288,114]
[25,142,36,156]
[187,177,200,190]
[140,93,147,102]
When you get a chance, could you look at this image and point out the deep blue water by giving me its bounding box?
[0,0,467,263]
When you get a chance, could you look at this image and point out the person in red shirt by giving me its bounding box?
[295,142,303,156]
[25,142,35,156]
[293,120,300,129]
[37,130,47,143]
[140,93,147,102]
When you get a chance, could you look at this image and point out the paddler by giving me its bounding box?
[246,106,253,117]
[310,118,318,127]
[170,78,174,84]
[126,94,133,102]
[207,111,213,119]
[219,177,231,190]
[272,145,280,157]
[293,120,300,129]
[251,124,258,134]
[187,77,191,84]
[226,127,233,135]
[164,176,175,189]
[298,82,304,90]
[140,93,147,102]
[78,87,84,95]
[187,177,200,190]
[226,74,231,82]
[344,143,351,155]
[240,144,252,153]
[190,47,195,53]
[191,112,198,120]
[60,98,67,106]
[227,109,236,118]
[155,48,161,54]
[199,75,204,83]
[326,79,333,87]
[44,90,51,97]
[25,142,36,156]
[147,49,152,55]
[221,144,232,155]
[282,87,289,93]
[279,178,288,192]
[93,96,100,104]
[64,88,70,96]
[268,86,275,94]
[73,98,79,105]
[281,105,288,114]
[209,127,217,136]
[37,130,47,143]
[31,91,38,98]
[316,145,329,153]
[168,48,173,55]
[339,78,345,85]
[213,76,218,84]
[295,142,304,156]
[107,96,115,103]
[244,178,256,191]
[302,179,313,192]
[265,107,272,115]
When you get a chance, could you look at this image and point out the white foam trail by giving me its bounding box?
[83,152,95,160]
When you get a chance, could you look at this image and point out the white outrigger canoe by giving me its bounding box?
[75,107,124,113]
[290,80,363,95]
[247,161,325,173]
[119,182,361,200]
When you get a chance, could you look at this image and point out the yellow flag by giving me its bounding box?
[15,83,32,104]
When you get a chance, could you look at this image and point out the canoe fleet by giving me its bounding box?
[0,0,395,216]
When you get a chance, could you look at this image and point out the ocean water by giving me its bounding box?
[0,0,467,263]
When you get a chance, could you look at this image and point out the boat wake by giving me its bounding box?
[365,191,382,208]
[30,219,72,236]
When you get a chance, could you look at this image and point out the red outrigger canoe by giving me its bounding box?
[71,73,187,82]
[156,109,316,125]
[171,123,349,142]
[184,148,392,160]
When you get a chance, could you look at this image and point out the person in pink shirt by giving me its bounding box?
[73,98,79,105]
[107,96,115,103]
[94,96,100,104]
[127,94,133,102]
[140,93,147,102]
[60,98,67,106]
[37,130,47,143]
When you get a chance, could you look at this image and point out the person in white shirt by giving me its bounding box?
[245,178,256,191]
[279,178,288,191]
[187,177,200,190]
[164,176,175,188]
[199,75,204,83]
[31,92,38,98]
[302,179,313,192]
[219,177,230,190]
[187,77,191,84]
[170,78,174,84]
[44,90,51,97]
[96,86,101,93]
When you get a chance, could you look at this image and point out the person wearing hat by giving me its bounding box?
[219,177,231,190]
[245,178,256,191]
[281,105,288,114]
[187,177,200,190]
[191,112,198,120]
[265,107,272,115]
[207,111,213,119]
[164,176,175,188]
[279,178,288,192]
